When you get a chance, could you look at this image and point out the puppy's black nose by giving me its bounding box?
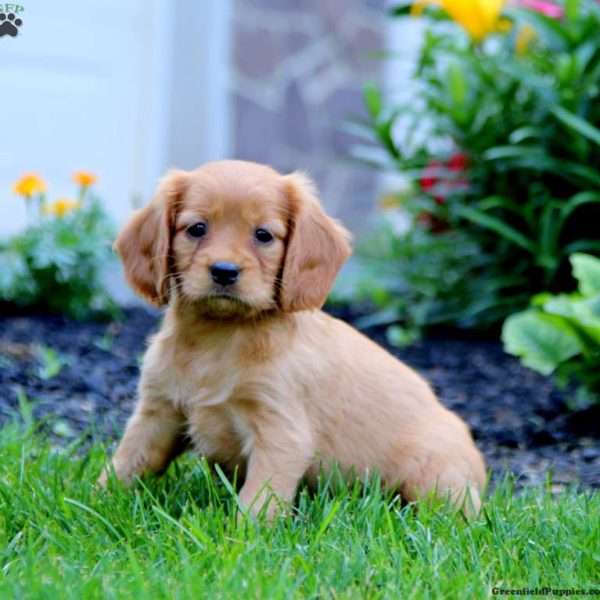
[210,262,240,286]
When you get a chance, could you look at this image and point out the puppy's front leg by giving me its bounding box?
[238,426,313,519]
[98,396,185,486]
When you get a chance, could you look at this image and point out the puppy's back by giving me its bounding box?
[293,311,486,502]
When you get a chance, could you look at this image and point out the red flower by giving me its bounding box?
[420,160,445,204]
[420,152,469,205]
[418,152,469,233]
[420,159,442,191]
[447,152,468,171]
[418,212,449,233]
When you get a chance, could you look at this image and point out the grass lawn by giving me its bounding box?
[0,419,598,599]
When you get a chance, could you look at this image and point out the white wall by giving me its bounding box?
[0,0,232,236]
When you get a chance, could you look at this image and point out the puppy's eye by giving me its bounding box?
[254,228,274,244]
[187,222,207,239]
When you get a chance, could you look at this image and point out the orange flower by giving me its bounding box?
[72,171,98,187]
[12,173,47,197]
[43,198,81,218]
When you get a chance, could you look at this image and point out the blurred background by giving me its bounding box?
[0,0,399,236]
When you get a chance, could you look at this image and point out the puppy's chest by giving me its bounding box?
[174,356,260,460]
[155,329,281,412]
[149,349,254,460]
[165,349,244,411]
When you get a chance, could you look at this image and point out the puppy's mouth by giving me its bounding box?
[192,288,255,317]
[208,288,239,300]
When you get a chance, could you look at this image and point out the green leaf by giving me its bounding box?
[483,146,600,187]
[542,295,600,346]
[502,311,581,375]
[565,0,579,22]
[447,61,467,107]
[364,83,382,120]
[560,191,600,220]
[477,196,533,226]
[571,253,600,295]
[508,5,570,48]
[388,3,412,16]
[551,105,600,148]
[508,126,540,145]
[564,240,600,255]
[353,306,401,330]
[537,201,561,270]
[456,206,535,252]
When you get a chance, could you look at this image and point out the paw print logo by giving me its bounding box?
[0,12,23,37]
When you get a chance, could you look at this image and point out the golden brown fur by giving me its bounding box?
[101,160,486,517]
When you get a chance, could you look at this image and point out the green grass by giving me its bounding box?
[0,419,598,599]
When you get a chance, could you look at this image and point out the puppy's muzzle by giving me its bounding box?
[210,262,240,287]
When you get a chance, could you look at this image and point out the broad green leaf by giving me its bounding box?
[502,311,581,375]
[571,253,600,295]
[543,295,600,345]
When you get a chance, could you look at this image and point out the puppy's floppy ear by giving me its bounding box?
[114,170,189,307]
[280,172,352,312]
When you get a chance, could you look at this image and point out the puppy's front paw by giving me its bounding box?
[236,490,291,525]
[96,469,109,488]
[96,461,134,488]
[96,464,120,488]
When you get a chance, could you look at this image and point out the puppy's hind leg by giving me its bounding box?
[398,447,486,519]
[98,396,185,486]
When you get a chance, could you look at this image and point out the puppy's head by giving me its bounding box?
[115,160,351,318]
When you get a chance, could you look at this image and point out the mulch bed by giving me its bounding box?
[0,307,598,490]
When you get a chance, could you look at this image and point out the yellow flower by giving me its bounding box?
[411,0,507,42]
[12,173,47,197]
[43,198,80,218]
[379,194,401,210]
[72,171,98,187]
[516,24,537,54]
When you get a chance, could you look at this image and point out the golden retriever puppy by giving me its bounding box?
[100,160,486,517]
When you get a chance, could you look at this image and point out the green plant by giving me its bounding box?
[1,419,598,598]
[0,173,117,319]
[503,253,600,406]
[349,0,600,335]
[334,220,524,344]
[36,345,69,380]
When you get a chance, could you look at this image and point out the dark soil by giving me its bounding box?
[0,307,598,489]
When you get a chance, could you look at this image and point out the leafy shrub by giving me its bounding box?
[347,0,600,336]
[503,253,600,406]
[0,173,117,319]
[334,221,520,345]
